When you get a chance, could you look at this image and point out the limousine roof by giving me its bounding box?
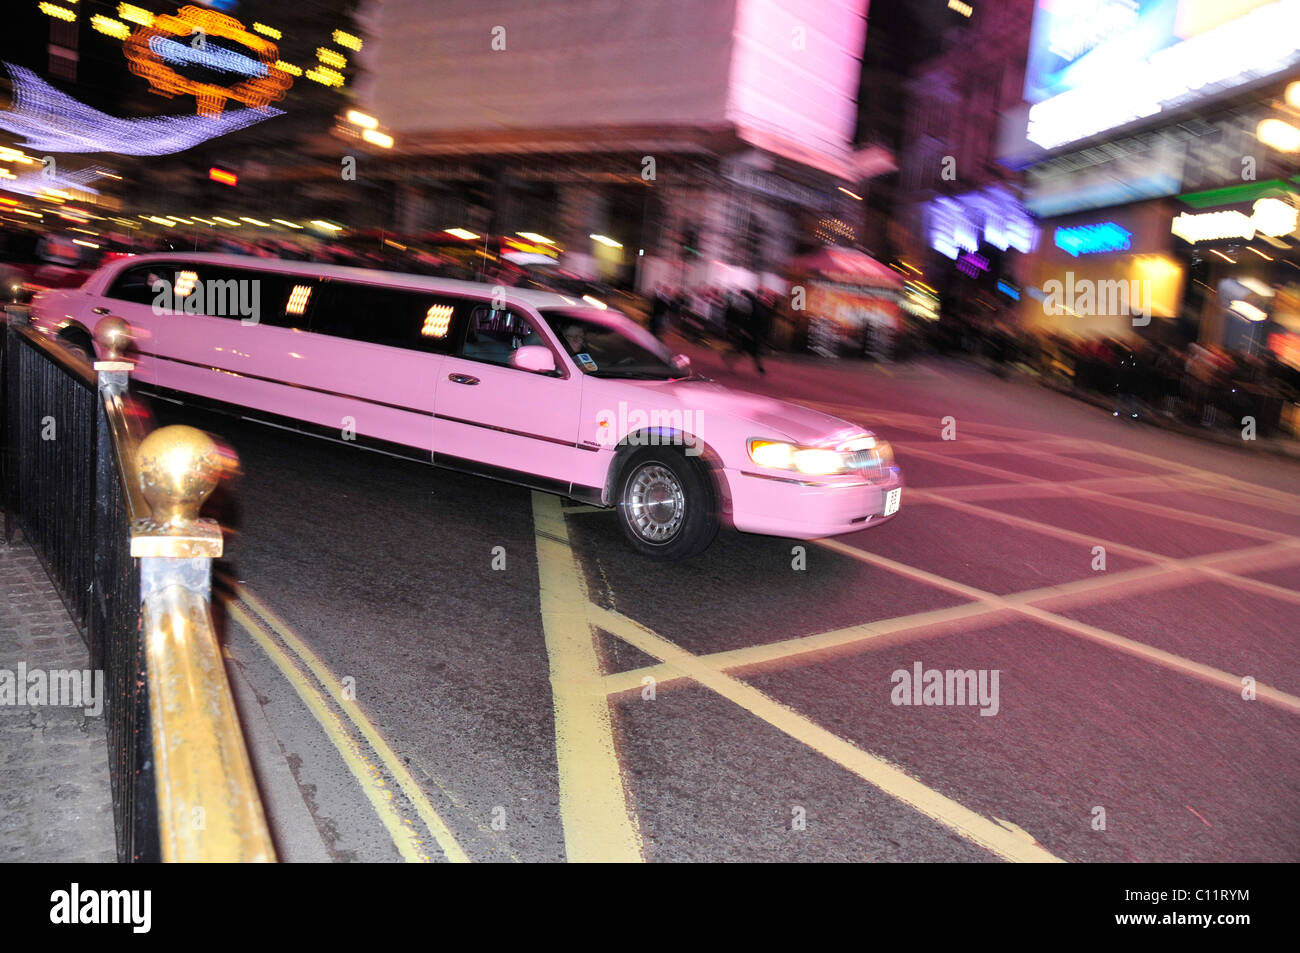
[99,251,590,311]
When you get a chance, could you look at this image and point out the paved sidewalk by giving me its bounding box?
[0,538,117,862]
[1029,369,1300,460]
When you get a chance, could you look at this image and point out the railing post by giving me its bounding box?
[131,424,275,862]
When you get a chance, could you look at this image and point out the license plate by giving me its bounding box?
[884,488,901,516]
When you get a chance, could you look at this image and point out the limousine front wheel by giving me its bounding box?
[616,447,718,559]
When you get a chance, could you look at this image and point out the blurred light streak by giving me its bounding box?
[91,15,132,40]
[1257,118,1300,152]
[38,4,76,23]
[118,4,154,27]
[0,63,284,155]
[333,30,362,51]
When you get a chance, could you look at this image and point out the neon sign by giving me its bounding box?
[124,5,292,116]
[956,252,989,277]
[1054,222,1132,257]
[1171,197,1299,243]
[1026,0,1300,150]
[926,186,1037,260]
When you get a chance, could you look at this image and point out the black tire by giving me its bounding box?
[58,328,94,362]
[615,446,718,559]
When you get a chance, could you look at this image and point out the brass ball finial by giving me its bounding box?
[94,317,133,363]
[136,425,223,531]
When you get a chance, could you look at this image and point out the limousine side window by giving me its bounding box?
[106,261,187,306]
[105,262,306,329]
[308,281,463,355]
[459,305,550,369]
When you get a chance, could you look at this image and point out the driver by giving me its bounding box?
[561,322,588,354]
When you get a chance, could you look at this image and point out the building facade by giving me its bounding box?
[350,0,885,291]
[892,0,1039,318]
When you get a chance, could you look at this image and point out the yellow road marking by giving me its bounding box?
[816,538,1300,715]
[531,491,644,862]
[226,601,430,862]
[601,551,1244,695]
[602,601,998,695]
[588,604,1062,863]
[602,538,1300,695]
[225,582,470,863]
[899,444,1289,542]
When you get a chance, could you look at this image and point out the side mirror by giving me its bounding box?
[672,353,691,370]
[510,345,556,374]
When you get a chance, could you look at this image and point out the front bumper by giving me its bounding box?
[722,465,904,539]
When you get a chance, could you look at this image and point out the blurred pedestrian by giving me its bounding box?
[650,283,671,338]
[725,289,766,374]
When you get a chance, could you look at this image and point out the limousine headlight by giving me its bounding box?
[747,436,893,476]
[748,439,845,475]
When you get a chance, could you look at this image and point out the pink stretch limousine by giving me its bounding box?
[32,253,902,558]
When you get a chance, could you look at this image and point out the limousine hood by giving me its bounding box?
[624,377,869,446]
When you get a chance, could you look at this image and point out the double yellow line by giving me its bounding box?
[221,578,469,863]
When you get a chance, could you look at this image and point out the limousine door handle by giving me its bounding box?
[448,373,480,386]
[92,307,111,315]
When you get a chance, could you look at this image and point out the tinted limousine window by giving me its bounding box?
[106,261,307,328]
[308,280,465,355]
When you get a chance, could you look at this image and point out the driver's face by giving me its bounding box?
[562,325,585,350]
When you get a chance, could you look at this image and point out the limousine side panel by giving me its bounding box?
[242,323,443,456]
[435,352,584,484]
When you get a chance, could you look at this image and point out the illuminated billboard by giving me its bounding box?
[1022,0,1300,151]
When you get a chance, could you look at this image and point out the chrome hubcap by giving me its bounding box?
[626,463,685,542]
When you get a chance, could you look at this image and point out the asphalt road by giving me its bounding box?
[153,341,1300,863]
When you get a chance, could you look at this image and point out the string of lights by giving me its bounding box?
[0,63,285,155]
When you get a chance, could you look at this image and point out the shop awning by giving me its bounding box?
[784,246,903,288]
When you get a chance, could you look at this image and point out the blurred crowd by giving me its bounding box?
[928,319,1300,439]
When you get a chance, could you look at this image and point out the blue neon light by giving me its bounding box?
[1054,222,1132,257]
[148,36,267,78]
[997,281,1020,300]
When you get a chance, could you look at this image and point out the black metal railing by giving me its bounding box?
[2,314,155,861]
[2,310,272,862]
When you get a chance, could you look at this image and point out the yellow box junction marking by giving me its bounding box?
[531,492,644,862]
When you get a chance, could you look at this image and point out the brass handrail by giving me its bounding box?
[92,317,275,862]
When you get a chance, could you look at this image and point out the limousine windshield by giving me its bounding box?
[544,310,684,380]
